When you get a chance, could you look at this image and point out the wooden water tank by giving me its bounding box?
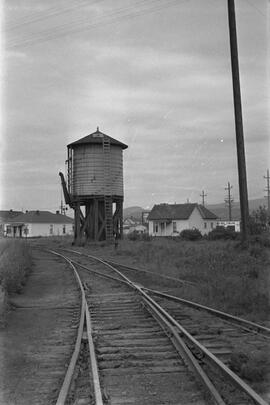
[67,128,128,199]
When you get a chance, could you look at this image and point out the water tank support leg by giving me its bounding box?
[94,199,99,241]
[81,205,92,237]
[113,199,123,239]
[74,203,82,245]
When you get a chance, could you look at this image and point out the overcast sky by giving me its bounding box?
[1,0,269,212]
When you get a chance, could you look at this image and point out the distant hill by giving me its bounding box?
[207,198,266,220]
[124,198,266,222]
[206,205,241,221]
[123,206,144,221]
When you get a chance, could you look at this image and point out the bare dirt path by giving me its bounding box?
[0,248,79,405]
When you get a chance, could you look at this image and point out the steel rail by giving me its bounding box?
[84,299,103,405]
[67,258,132,287]
[58,250,268,405]
[62,253,228,404]
[104,258,196,286]
[60,248,270,338]
[48,250,103,405]
[144,288,270,338]
[59,248,195,285]
[141,294,226,405]
[139,288,268,405]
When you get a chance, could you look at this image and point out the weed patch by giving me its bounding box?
[84,238,270,323]
[0,239,32,294]
[229,349,270,385]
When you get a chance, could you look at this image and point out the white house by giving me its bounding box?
[148,203,218,236]
[0,210,23,236]
[5,210,74,238]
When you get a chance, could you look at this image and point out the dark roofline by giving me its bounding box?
[6,210,74,224]
[197,205,218,219]
[68,128,128,149]
[0,210,24,219]
[148,203,218,221]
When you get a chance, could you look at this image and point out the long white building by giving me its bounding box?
[5,210,74,238]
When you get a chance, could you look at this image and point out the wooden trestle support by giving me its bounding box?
[73,197,123,244]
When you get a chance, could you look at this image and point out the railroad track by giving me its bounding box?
[50,249,268,405]
[60,249,270,335]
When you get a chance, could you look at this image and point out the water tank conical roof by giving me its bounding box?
[68,128,128,149]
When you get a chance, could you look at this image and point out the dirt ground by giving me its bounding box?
[0,249,79,405]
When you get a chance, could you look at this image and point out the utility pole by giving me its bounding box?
[264,169,270,219]
[225,182,233,221]
[227,0,249,241]
[200,190,207,206]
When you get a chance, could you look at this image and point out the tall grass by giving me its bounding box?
[86,238,270,323]
[0,239,32,294]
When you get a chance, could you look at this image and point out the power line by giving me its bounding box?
[8,0,175,48]
[7,0,158,47]
[7,0,183,49]
[244,0,266,18]
[5,0,100,32]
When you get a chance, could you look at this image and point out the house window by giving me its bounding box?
[154,222,158,233]
[204,222,207,229]
[63,225,66,234]
[173,222,177,232]
[211,222,214,229]
[6,226,11,234]
[50,224,53,235]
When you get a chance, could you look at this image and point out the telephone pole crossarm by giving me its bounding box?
[200,190,207,206]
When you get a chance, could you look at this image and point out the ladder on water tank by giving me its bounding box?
[104,196,113,240]
[103,137,113,240]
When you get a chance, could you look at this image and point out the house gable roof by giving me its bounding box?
[196,205,219,220]
[6,211,74,224]
[148,203,218,221]
[68,128,128,149]
[0,210,23,220]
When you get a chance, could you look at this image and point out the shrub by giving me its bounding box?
[248,245,265,259]
[180,229,202,241]
[249,234,270,248]
[127,231,151,242]
[248,217,266,235]
[141,233,152,242]
[0,240,32,294]
[127,231,141,241]
[207,227,238,240]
